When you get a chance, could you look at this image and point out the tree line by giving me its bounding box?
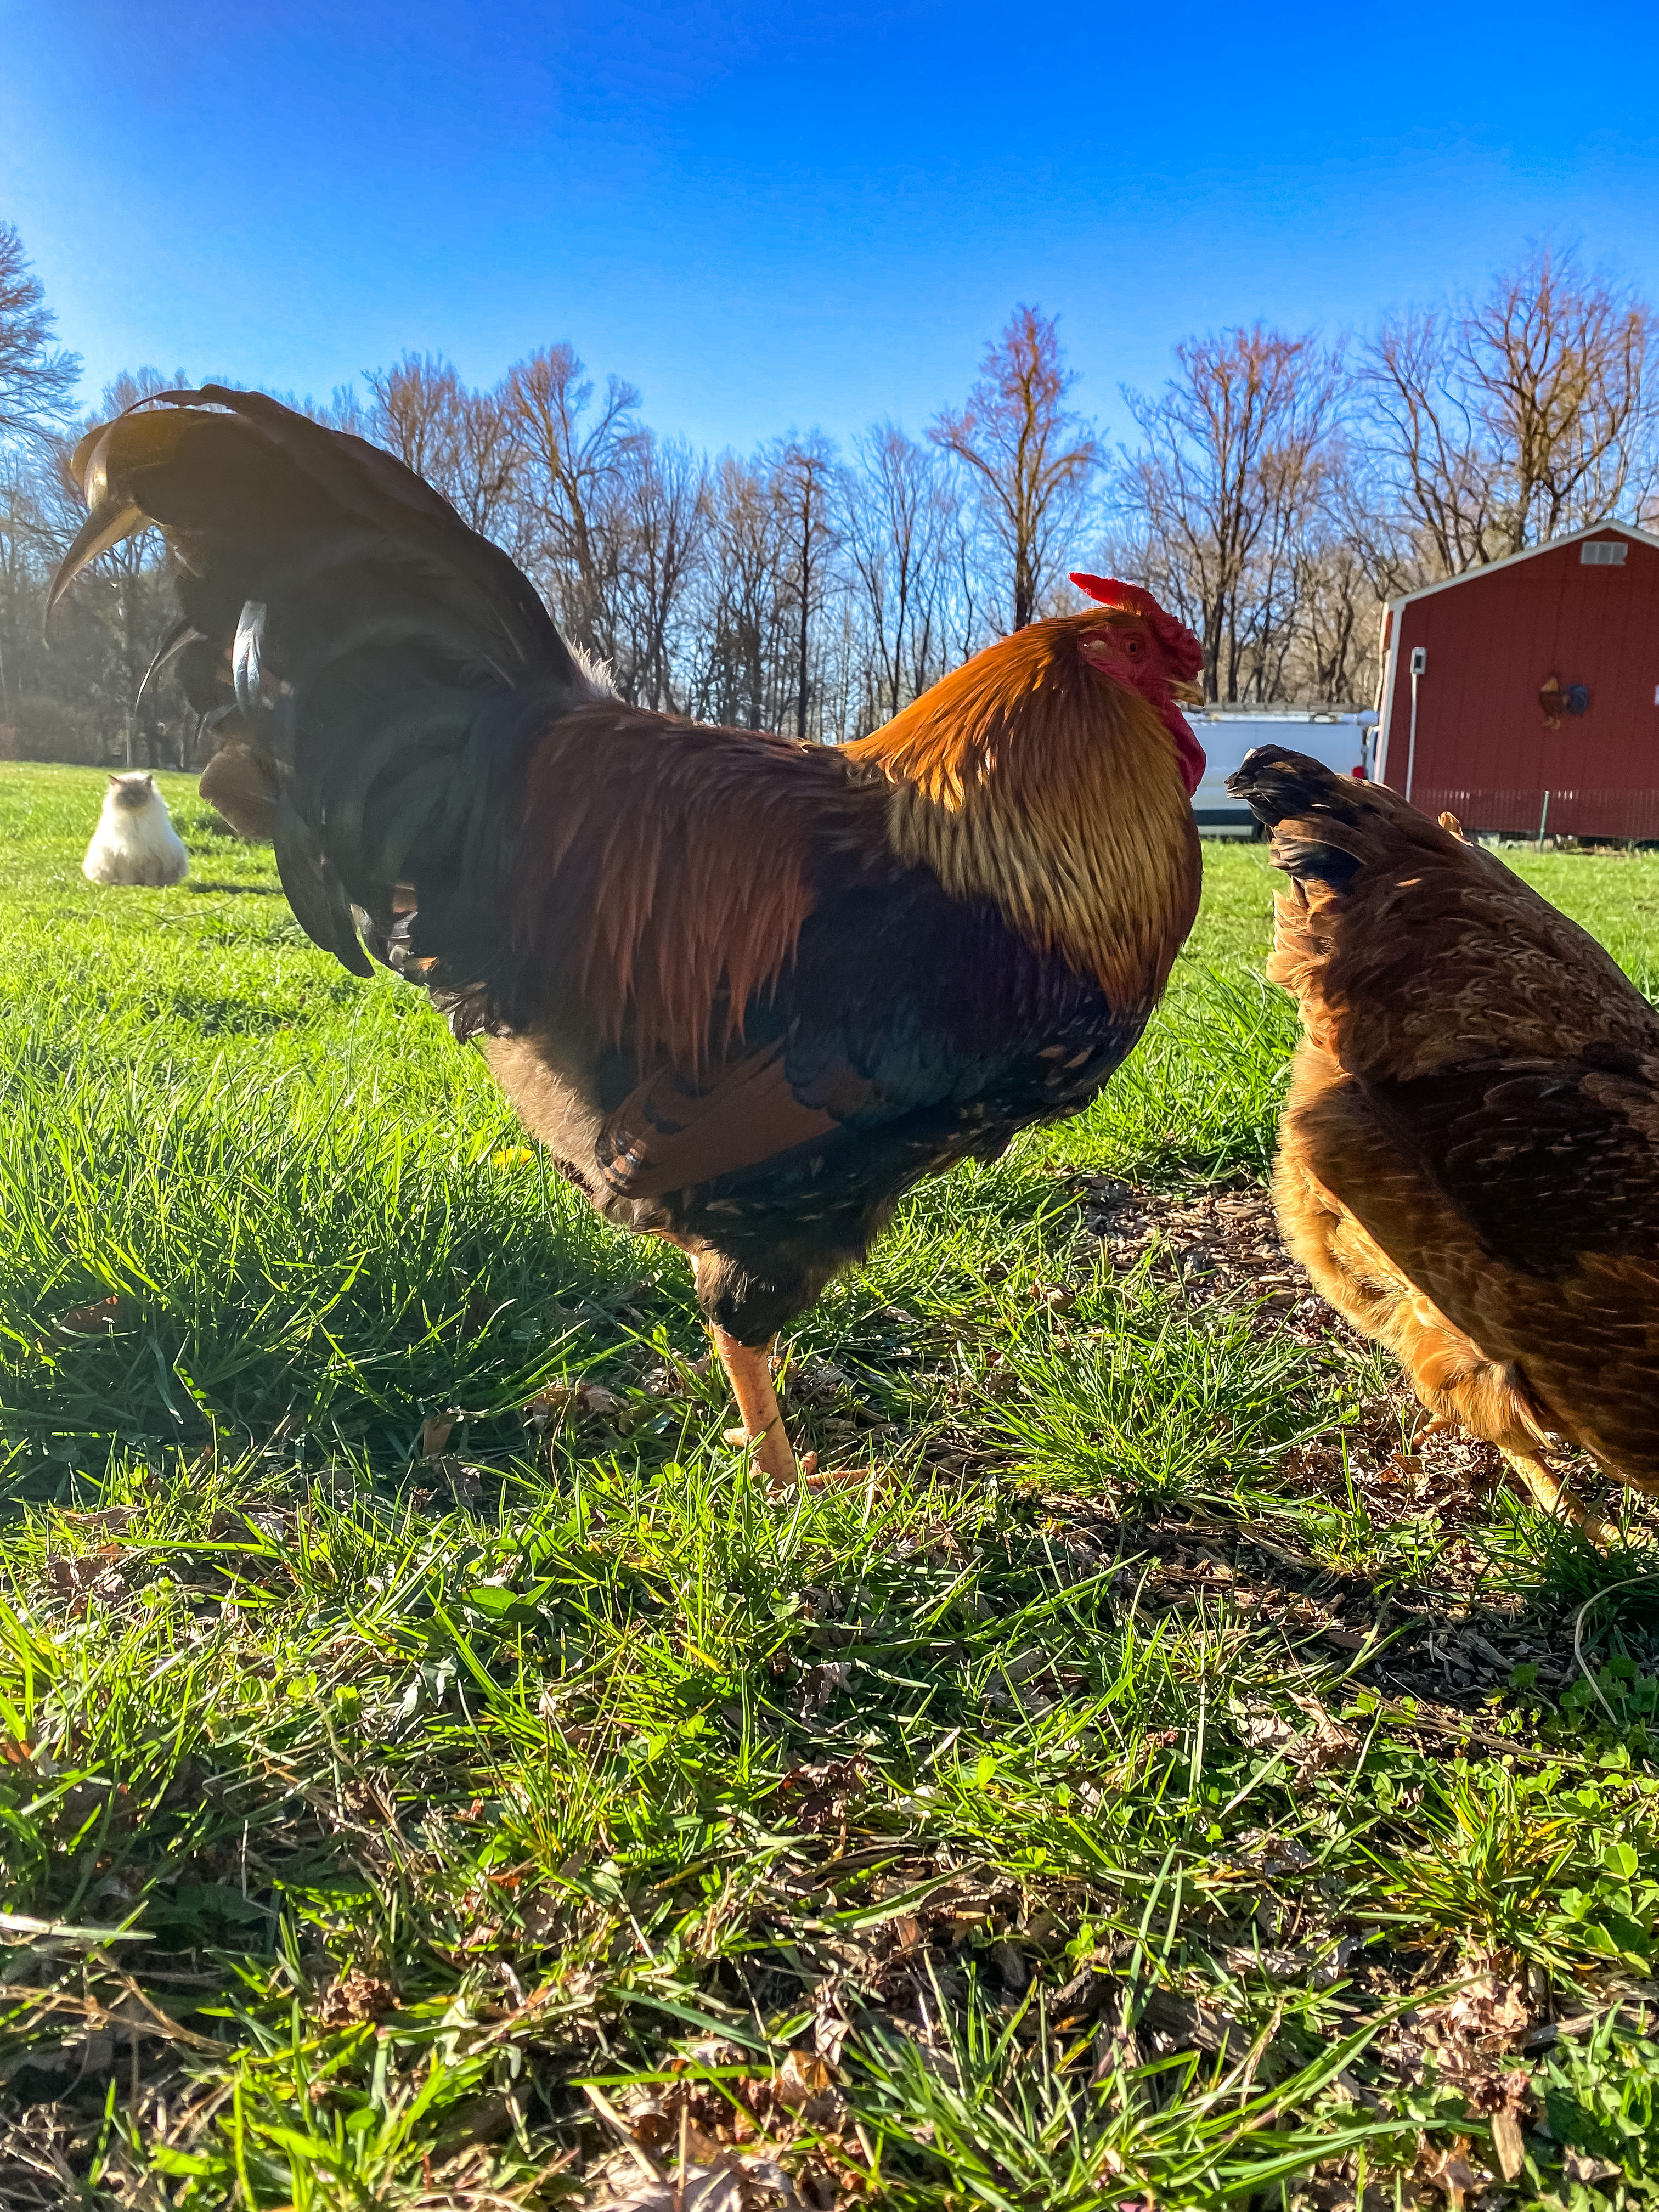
[2,222,1656,766]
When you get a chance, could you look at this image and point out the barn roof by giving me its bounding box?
[1385,521,1659,613]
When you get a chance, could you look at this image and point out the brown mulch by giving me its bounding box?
[1074,1172,1321,1322]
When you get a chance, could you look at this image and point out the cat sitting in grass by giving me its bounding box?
[82,771,189,888]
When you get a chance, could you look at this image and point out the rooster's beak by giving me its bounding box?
[1170,679,1205,707]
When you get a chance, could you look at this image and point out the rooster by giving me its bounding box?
[1228,746,1659,1543]
[52,387,1207,1487]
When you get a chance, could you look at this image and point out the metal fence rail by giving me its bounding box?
[1408,787,1659,840]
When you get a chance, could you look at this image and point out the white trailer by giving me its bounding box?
[1188,710,1378,837]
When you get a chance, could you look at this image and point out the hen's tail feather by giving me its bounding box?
[1224,743,1489,895]
[49,385,592,1003]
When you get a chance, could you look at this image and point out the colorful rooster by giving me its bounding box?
[53,389,1206,1486]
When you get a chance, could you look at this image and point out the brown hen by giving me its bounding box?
[1228,746,1659,1544]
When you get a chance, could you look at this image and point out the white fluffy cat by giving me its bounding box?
[82,772,190,887]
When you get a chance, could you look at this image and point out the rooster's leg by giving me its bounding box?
[712,1329,800,1491]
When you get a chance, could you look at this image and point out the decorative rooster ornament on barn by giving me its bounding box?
[1538,674,1590,730]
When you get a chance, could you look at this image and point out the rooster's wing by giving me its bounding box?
[597,860,1146,1216]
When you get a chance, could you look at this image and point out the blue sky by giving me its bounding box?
[3,0,1657,454]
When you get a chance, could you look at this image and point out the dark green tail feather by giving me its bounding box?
[50,385,593,1017]
[272,798,375,979]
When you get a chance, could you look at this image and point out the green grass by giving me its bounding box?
[1,762,1657,2208]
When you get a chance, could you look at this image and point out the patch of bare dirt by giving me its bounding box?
[1075,1173,1330,1328]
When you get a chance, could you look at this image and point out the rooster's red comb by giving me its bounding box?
[1069,572,1203,685]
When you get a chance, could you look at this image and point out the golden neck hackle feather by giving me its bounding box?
[848,616,1200,1011]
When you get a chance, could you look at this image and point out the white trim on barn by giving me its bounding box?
[1374,523,1659,787]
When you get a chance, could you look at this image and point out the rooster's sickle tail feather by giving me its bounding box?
[50,386,593,1009]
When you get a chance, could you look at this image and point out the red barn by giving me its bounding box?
[1375,522,1659,839]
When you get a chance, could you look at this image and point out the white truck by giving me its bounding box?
[1188,710,1379,837]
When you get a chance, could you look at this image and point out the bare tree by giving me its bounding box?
[28,244,1656,754]
[843,423,960,724]
[611,433,707,711]
[365,353,522,539]
[0,451,49,707]
[0,223,81,447]
[308,385,370,436]
[1119,325,1340,701]
[931,306,1101,631]
[504,345,644,660]
[366,353,465,484]
[1280,437,1427,704]
[448,383,522,541]
[1470,244,1657,547]
[1291,535,1369,703]
[1360,308,1512,576]
[70,369,194,765]
[770,433,839,738]
[691,452,791,731]
[1359,245,1659,573]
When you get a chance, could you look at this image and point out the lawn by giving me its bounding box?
[1,761,1656,2210]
